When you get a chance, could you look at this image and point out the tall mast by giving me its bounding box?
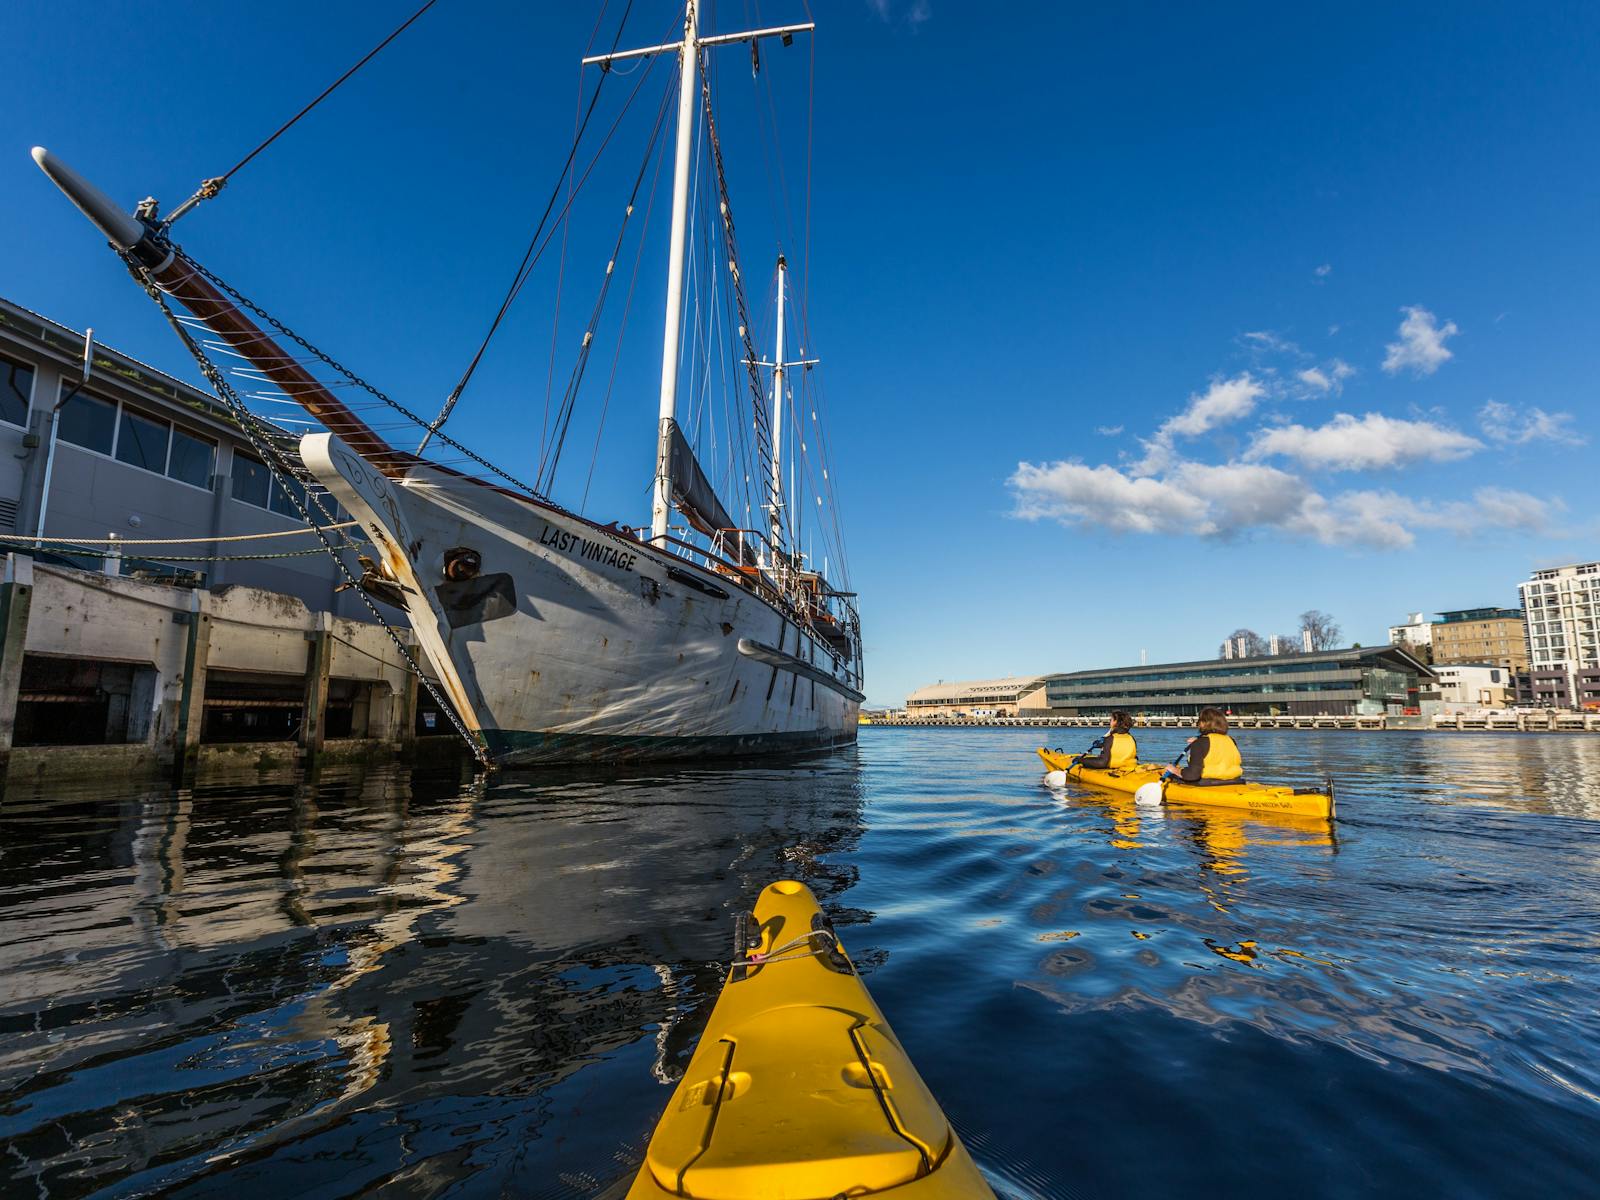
[769,253,787,551]
[649,0,701,546]
[583,7,814,549]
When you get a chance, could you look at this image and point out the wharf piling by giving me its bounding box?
[0,553,460,783]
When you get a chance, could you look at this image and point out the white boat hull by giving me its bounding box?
[301,435,861,764]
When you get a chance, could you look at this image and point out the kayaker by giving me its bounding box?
[1163,707,1243,783]
[1076,710,1138,770]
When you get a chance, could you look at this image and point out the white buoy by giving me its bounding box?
[1044,770,1068,789]
[1134,782,1164,807]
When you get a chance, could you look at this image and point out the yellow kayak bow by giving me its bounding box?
[628,881,995,1199]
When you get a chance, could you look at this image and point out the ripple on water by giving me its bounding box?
[0,731,1598,1197]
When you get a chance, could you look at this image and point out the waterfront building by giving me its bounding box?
[1388,611,1434,650]
[1518,562,1600,710]
[904,676,1050,719]
[0,295,369,617]
[1432,664,1511,709]
[1431,607,1528,673]
[1041,645,1434,718]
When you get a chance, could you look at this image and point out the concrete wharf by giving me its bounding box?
[0,554,456,780]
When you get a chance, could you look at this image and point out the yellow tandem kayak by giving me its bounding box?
[1036,747,1336,820]
[628,880,995,1199]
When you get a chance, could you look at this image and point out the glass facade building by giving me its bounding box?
[1043,645,1434,717]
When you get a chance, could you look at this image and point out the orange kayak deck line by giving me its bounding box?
[627,880,995,1198]
[1036,747,1336,820]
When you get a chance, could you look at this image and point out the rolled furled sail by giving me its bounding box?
[667,420,739,540]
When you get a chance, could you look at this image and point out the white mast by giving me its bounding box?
[583,6,814,550]
[769,253,787,551]
[650,0,700,546]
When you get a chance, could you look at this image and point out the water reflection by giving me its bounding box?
[0,754,869,1196]
[5,728,1600,1198]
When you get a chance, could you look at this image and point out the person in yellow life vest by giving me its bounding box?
[1163,707,1243,783]
[1076,710,1138,770]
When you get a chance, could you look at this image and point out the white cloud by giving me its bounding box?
[1242,331,1298,354]
[1133,373,1265,475]
[1246,411,1481,471]
[1479,399,1586,447]
[1010,458,1557,550]
[1297,359,1355,394]
[1314,263,1332,281]
[1383,306,1459,376]
[867,0,930,24]
[1009,461,1208,535]
[1095,424,1124,436]
[1163,374,1265,438]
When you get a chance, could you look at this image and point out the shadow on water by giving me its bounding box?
[0,752,873,1198]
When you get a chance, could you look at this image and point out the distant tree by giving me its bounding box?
[1218,628,1269,659]
[1274,633,1302,655]
[1299,609,1343,651]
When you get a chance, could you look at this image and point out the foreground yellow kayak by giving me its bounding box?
[1037,747,1336,820]
[628,880,995,1199]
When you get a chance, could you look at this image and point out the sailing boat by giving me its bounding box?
[32,3,862,765]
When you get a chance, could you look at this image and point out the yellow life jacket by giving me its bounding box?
[1106,731,1137,769]
[1198,733,1243,780]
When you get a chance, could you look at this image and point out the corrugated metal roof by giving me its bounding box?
[905,675,1049,703]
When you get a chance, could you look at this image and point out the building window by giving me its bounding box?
[1,353,33,427]
[168,427,216,488]
[116,407,170,473]
[232,451,327,519]
[58,390,117,454]
[231,451,272,507]
[56,385,215,488]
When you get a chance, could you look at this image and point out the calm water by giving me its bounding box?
[3,729,1599,1198]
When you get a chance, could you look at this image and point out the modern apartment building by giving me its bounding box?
[1431,607,1528,673]
[1518,563,1600,710]
[1432,664,1511,709]
[1387,611,1433,649]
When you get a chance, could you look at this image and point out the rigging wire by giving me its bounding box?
[539,75,675,493]
[121,259,490,768]
[580,86,674,515]
[420,0,646,453]
[166,0,441,224]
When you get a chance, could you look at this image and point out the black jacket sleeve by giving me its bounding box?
[1078,738,1110,769]
[1177,736,1209,782]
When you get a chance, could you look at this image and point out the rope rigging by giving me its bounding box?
[698,57,783,552]
[120,254,492,770]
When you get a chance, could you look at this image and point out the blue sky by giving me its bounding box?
[5,2,1597,707]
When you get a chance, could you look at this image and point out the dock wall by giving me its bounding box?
[0,554,450,781]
